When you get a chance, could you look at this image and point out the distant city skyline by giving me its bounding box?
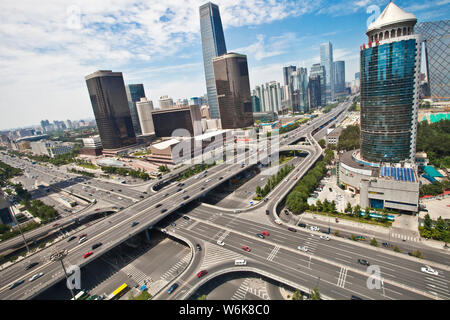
[0,0,448,130]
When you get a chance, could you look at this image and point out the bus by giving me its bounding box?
[71,290,89,300]
[108,283,129,300]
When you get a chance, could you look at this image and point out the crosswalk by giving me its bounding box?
[303,233,320,254]
[336,267,348,288]
[267,245,280,261]
[200,242,245,270]
[231,278,250,300]
[216,230,230,243]
[425,273,449,299]
[390,233,420,242]
[160,253,191,281]
[122,264,150,287]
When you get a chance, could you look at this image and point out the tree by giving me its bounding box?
[0,223,9,234]
[353,205,361,216]
[411,250,424,259]
[292,290,303,300]
[197,295,207,300]
[436,216,447,234]
[310,287,321,300]
[345,202,353,214]
[370,238,379,247]
[424,214,433,231]
[318,139,326,149]
[350,234,357,241]
[393,245,401,253]
[255,186,262,197]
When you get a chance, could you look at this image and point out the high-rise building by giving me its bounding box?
[360,1,421,163]
[334,61,346,93]
[189,97,201,106]
[415,20,449,100]
[283,65,296,86]
[290,67,309,113]
[355,72,360,80]
[320,41,334,103]
[158,95,174,109]
[200,2,227,119]
[308,75,322,109]
[85,70,136,151]
[151,105,202,137]
[265,81,282,113]
[310,63,326,107]
[136,97,155,135]
[212,53,254,129]
[125,84,146,135]
[251,95,261,113]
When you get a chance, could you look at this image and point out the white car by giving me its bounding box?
[421,265,438,276]
[275,219,282,225]
[297,246,308,252]
[29,272,44,282]
[320,235,330,241]
[217,241,225,246]
[309,226,320,232]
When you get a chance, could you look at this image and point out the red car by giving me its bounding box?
[261,231,270,236]
[83,251,93,259]
[288,227,297,232]
[79,233,87,239]
[293,177,297,180]
[197,270,208,278]
[52,223,60,227]
[242,246,251,252]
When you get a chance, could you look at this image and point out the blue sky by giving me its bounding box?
[0,0,449,130]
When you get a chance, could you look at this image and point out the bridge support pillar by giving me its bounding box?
[145,229,151,241]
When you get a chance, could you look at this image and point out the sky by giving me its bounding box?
[0,0,449,130]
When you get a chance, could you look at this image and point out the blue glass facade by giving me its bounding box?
[125,84,146,135]
[360,38,419,163]
[200,2,227,119]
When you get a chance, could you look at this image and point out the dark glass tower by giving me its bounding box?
[308,75,322,109]
[361,2,420,163]
[213,53,254,129]
[125,84,146,135]
[200,2,227,120]
[85,70,136,150]
[334,61,345,93]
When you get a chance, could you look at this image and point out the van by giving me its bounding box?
[234,259,247,266]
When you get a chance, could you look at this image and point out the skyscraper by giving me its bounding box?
[125,84,146,135]
[334,61,345,93]
[85,70,136,151]
[213,53,254,129]
[200,2,227,119]
[290,68,309,113]
[136,97,155,135]
[320,41,334,103]
[308,75,322,109]
[310,63,326,107]
[360,1,420,163]
[283,65,296,86]
[158,95,174,109]
[415,20,449,100]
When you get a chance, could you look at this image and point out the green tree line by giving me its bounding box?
[255,164,294,199]
[101,166,151,180]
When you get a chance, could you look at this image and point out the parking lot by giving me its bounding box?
[311,174,359,211]
[419,197,450,221]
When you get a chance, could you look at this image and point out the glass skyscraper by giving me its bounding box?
[290,68,309,113]
[125,84,146,136]
[334,61,345,93]
[85,70,136,150]
[360,2,420,163]
[415,20,450,100]
[200,2,227,119]
[310,63,326,107]
[320,41,334,103]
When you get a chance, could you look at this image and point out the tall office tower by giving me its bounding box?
[361,1,421,163]
[310,63,326,107]
[290,67,309,113]
[158,95,174,109]
[125,84,146,135]
[85,70,136,151]
[415,20,449,100]
[320,41,334,103]
[308,75,322,109]
[200,2,227,119]
[283,65,297,86]
[136,97,155,135]
[151,105,202,137]
[264,81,282,113]
[334,61,346,93]
[212,53,254,129]
[251,95,261,113]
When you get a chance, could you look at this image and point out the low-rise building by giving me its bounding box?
[30,140,74,158]
[326,127,343,145]
[80,135,103,156]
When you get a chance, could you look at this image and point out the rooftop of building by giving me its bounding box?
[327,127,343,137]
[194,129,228,141]
[152,138,180,150]
[367,1,416,33]
[339,150,379,177]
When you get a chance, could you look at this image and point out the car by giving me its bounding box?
[329,187,332,192]
[131,221,139,227]
[92,242,102,250]
[139,195,144,198]
[78,236,87,244]
[355,236,366,241]
[83,251,93,259]
[67,236,76,242]
[176,188,182,192]
[29,272,44,282]
[256,233,265,239]
[242,246,251,252]
[358,259,370,266]
[25,262,39,270]
[161,209,167,213]
[309,226,320,231]
[168,283,179,294]
[143,191,148,194]
[182,216,190,220]
[351,295,363,300]
[177,183,184,187]
[196,244,202,251]
[218,177,223,180]
[265,210,270,215]
[216,241,225,246]
[197,270,208,278]
[298,223,307,228]
[297,246,308,252]
[52,223,60,227]
[79,233,87,239]
[261,231,270,236]
[320,235,330,241]
[382,242,393,248]
[9,280,24,290]
[155,203,162,208]
[421,265,438,276]
[288,227,297,232]
[164,193,170,197]
[293,177,297,180]
[183,195,190,200]
[171,222,176,227]
[201,187,205,190]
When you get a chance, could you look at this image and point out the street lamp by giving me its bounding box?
[50,249,75,300]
